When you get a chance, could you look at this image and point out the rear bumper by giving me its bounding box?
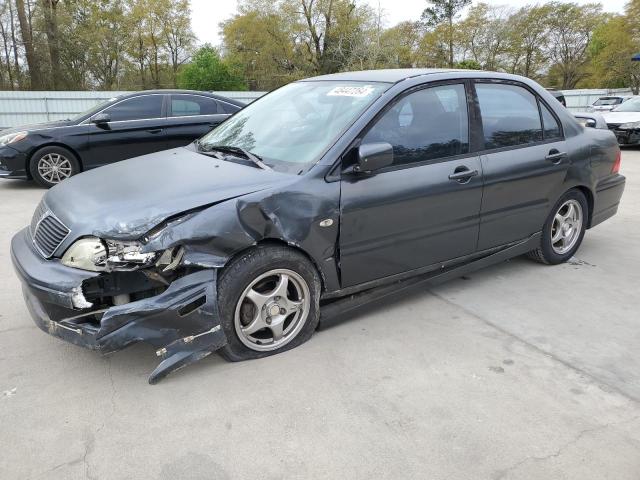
[0,145,28,179]
[11,227,227,383]
[591,174,626,228]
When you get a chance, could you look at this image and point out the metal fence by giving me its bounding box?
[562,88,635,112]
[0,87,637,129]
[0,90,266,129]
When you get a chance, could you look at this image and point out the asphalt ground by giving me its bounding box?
[1,148,639,479]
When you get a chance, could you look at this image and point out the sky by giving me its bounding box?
[190,0,628,47]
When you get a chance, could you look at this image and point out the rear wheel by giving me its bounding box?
[217,245,321,362]
[527,189,588,265]
[29,146,80,188]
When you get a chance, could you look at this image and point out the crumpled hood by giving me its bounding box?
[45,147,291,239]
[601,111,640,125]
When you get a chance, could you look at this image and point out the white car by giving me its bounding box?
[602,97,640,146]
[589,96,633,112]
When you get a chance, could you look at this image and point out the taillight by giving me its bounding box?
[612,149,621,174]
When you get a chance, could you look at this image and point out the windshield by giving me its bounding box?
[594,97,621,106]
[612,97,640,112]
[198,80,390,173]
[70,97,119,121]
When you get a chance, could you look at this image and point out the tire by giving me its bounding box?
[217,244,321,362]
[29,146,80,188]
[527,189,588,265]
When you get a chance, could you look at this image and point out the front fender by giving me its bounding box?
[143,177,342,293]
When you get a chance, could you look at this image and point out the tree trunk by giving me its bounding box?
[448,18,454,68]
[15,0,43,89]
[9,1,21,88]
[41,0,61,89]
[0,13,14,88]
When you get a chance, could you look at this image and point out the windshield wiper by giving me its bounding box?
[199,144,272,171]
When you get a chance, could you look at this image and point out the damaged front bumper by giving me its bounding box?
[10,228,227,383]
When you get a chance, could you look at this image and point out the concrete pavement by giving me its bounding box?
[1,149,639,479]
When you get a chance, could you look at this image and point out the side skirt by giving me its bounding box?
[319,232,541,325]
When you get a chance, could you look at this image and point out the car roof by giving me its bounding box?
[300,68,472,83]
[117,89,244,106]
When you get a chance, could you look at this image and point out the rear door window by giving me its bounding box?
[170,95,221,117]
[476,83,543,149]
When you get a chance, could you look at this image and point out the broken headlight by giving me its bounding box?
[61,237,160,272]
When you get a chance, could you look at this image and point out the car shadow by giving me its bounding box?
[0,179,43,191]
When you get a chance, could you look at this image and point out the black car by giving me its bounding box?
[11,69,625,383]
[0,90,243,187]
[548,89,567,107]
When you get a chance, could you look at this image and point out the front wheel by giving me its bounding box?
[527,189,588,265]
[29,146,80,188]
[217,245,321,362]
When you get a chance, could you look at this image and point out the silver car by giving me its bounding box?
[602,97,640,145]
[589,96,633,112]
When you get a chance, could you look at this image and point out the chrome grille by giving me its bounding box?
[30,201,47,236]
[30,203,70,258]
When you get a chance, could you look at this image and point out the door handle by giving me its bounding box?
[545,150,567,164]
[448,167,479,182]
[147,128,163,134]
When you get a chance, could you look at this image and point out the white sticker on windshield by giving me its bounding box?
[327,85,375,97]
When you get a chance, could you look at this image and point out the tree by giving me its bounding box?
[455,59,481,70]
[178,45,246,91]
[456,3,511,71]
[41,0,61,89]
[378,21,422,68]
[160,0,194,87]
[545,2,607,89]
[503,5,552,78]
[15,0,43,88]
[421,0,471,68]
[589,15,640,94]
[221,3,301,90]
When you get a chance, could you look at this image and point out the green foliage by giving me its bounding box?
[455,59,481,70]
[0,0,639,92]
[421,0,472,67]
[0,0,196,90]
[421,0,472,28]
[178,45,247,91]
[587,15,640,93]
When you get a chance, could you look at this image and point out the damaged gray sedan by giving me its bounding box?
[11,69,625,383]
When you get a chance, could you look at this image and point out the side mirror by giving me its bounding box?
[354,142,394,173]
[91,113,111,125]
[574,114,601,129]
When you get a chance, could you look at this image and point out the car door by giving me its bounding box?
[339,82,484,288]
[164,94,230,149]
[474,81,570,250]
[86,94,167,168]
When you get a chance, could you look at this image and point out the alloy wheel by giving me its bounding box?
[234,269,310,352]
[37,153,73,184]
[551,199,583,255]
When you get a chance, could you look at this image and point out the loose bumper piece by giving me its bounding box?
[11,228,227,384]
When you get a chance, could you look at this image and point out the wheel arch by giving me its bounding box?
[573,185,595,228]
[25,143,84,179]
[223,239,327,294]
